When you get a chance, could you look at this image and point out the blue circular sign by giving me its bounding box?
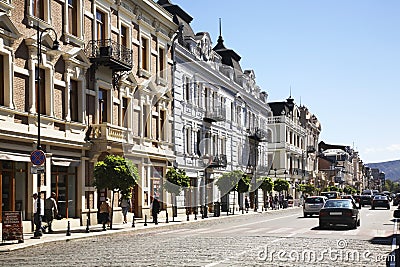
[30,150,46,165]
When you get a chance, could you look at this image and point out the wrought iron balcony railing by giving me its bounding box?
[247,127,267,141]
[203,106,226,123]
[208,154,228,168]
[86,39,133,71]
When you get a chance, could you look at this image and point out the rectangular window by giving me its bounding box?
[70,80,78,121]
[85,161,94,187]
[185,128,191,154]
[121,97,128,127]
[33,0,45,20]
[35,68,46,114]
[159,47,165,78]
[133,110,140,136]
[143,106,149,138]
[98,89,108,123]
[86,95,95,124]
[96,10,106,41]
[160,110,166,141]
[68,0,77,36]
[185,77,190,102]
[141,37,148,70]
[121,25,128,47]
[0,55,3,106]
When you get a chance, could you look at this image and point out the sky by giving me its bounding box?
[168,0,400,164]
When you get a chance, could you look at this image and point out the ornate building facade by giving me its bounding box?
[0,0,177,228]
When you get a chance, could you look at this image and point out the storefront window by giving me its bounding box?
[51,166,77,218]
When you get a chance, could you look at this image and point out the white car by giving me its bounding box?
[303,196,328,217]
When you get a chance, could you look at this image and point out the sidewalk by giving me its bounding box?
[0,206,299,252]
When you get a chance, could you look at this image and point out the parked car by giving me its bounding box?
[352,195,361,203]
[321,191,341,199]
[303,196,327,217]
[371,195,390,210]
[319,199,361,229]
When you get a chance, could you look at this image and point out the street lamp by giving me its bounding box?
[33,26,59,238]
[202,156,210,218]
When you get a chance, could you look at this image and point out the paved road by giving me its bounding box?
[0,206,396,266]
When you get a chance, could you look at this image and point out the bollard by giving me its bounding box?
[66,221,71,236]
[166,211,169,223]
[132,214,135,228]
[85,218,90,233]
[242,207,244,214]
[194,212,197,220]
[144,215,148,226]
[187,213,189,221]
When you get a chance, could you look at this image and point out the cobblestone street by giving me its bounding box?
[0,209,395,266]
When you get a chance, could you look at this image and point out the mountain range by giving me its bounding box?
[366,160,400,182]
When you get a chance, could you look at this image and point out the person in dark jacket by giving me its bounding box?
[151,196,160,225]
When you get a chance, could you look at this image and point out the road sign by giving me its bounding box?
[31,165,45,174]
[30,150,46,165]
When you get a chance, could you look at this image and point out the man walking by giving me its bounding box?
[44,192,58,233]
[151,196,160,225]
[33,193,44,237]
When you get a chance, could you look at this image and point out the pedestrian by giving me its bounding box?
[269,193,274,210]
[33,193,44,235]
[99,198,111,230]
[44,192,58,233]
[279,194,284,209]
[119,196,131,224]
[245,196,250,212]
[151,196,160,224]
[274,194,279,210]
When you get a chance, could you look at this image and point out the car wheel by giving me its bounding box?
[387,206,390,210]
[304,213,307,217]
[371,206,375,210]
[350,220,357,229]
[319,223,327,229]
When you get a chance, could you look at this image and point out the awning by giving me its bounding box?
[0,151,31,162]
[51,157,81,167]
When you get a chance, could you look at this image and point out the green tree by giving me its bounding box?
[236,174,251,193]
[343,185,357,195]
[298,183,315,195]
[215,170,244,195]
[258,177,274,193]
[164,167,190,219]
[164,168,190,195]
[94,155,139,229]
[274,179,289,193]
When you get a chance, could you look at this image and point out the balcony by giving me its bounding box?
[203,106,226,123]
[247,127,267,142]
[205,154,227,168]
[86,39,133,71]
[307,146,316,153]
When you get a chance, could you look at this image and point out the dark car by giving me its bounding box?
[319,199,361,229]
[393,193,400,206]
[360,190,374,206]
[371,195,390,210]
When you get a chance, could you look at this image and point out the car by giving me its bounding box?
[303,196,327,217]
[319,199,361,229]
[382,191,392,201]
[371,195,390,210]
[360,190,374,206]
[393,193,400,206]
[320,191,341,199]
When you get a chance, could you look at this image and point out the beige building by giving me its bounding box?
[0,0,177,229]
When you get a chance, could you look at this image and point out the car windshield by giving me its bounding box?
[362,190,372,195]
[324,200,351,208]
[305,197,324,204]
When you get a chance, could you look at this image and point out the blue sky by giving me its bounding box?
[168,0,400,164]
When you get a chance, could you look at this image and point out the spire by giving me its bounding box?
[214,18,226,50]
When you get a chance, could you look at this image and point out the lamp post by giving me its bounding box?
[202,157,210,218]
[33,26,59,238]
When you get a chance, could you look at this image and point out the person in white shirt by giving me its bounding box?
[33,193,44,235]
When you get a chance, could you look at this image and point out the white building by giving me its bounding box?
[158,0,271,214]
